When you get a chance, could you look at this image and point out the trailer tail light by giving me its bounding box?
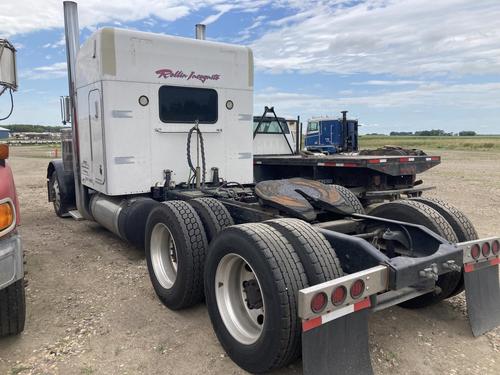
[350,279,365,299]
[471,244,480,260]
[481,242,491,257]
[0,200,14,233]
[310,292,327,313]
[298,265,388,329]
[331,286,347,306]
[459,237,500,273]
[492,240,499,256]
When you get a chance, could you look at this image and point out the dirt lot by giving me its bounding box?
[0,147,499,375]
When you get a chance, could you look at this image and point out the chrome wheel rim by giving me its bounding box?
[215,253,265,345]
[150,223,178,289]
[53,178,61,211]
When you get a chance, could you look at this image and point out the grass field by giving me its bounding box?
[359,135,500,151]
[7,136,500,158]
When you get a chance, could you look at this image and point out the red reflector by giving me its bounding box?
[399,157,409,162]
[492,240,499,256]
[482,242,491,257]
[331,286,347,306]
[471,244,480,260]
[350,279,365,299]
[302,316,322,332]
[311,292,327,313]
[368,159,380,164]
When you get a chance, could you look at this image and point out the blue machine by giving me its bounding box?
[305,111,358,154]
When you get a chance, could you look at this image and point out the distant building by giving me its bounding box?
[0,127,10,139]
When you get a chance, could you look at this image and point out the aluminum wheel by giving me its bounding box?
[215,253,265,345]
[52,177,61,212]
[150,223,178,289]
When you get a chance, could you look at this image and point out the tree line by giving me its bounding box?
[1,124,66,133]
[389,130,477,136]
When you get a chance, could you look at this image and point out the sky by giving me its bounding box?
[1,0,499,134]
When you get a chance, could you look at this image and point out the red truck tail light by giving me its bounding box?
[492,240,499,256]
[470,244,481,260]
[0,201,14,232]
[481,242,491,257]
[331,286,347,306]
[310,292,327,313]
[350,279,365,299]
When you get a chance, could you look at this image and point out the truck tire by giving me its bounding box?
[265,218,343,285]
[410,197,478,241]
[189,198,234,243]
[145,201,208,310]
[49,172,69,218]
[410,197,478,297]
[369,200,461,308]
[205,223,308,373]
[332,185,365,214]
[0,279,26,336]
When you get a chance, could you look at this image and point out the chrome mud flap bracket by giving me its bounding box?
[460,238,500,336]
[299,266,388,375]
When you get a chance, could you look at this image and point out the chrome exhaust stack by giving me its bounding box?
[195,24,206,40]
[63,1,92,220]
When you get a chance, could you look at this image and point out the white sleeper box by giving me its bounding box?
[75,27,254,196]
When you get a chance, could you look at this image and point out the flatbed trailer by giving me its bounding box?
[254,153,440,202]
[46,3,500,374]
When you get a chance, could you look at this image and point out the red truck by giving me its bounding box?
[0,144,25,336]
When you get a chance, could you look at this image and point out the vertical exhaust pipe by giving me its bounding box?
[341,110,348,152]
[63,1,92,220]
[195,24,206,40]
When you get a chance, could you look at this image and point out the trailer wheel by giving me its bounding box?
[411,197,478,297]
[205,223,308,373]
[265,218,343,285]
[189,198,234,243]
[0,279,26,336]
[369,200,461,308]
[333,185,365,214]
[49,172,69,218]
[145,201,208,310]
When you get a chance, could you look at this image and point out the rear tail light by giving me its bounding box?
[350,279,365,299]
[0,201,14,232]
[492,240,499,256]
[331,286,347,306]
[481,242,491,257]
[471,244,481,260]
[311,292,327,313]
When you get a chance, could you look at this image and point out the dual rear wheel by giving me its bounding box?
[144,194,476,372]
[144,199,343,373]
[369,197,477,307]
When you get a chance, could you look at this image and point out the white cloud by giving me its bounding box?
[0,0,282,37]
[255,82,500,119]
[353,80,426,86]
[20,62,67,80]
[251,0,500,77]
[201,4,234,25]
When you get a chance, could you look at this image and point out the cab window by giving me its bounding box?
[307,121,319,133]
[253,119,290,134]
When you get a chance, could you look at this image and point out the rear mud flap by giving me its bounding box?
[302,309,373,375]
[464,262,500,336]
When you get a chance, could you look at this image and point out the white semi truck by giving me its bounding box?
[47,2,500,374]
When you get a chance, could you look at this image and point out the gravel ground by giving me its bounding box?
[0,148,498,375]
